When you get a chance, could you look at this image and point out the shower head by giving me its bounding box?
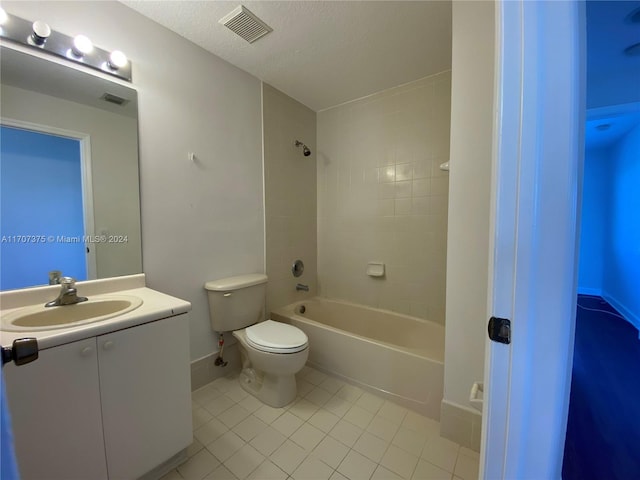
[294,140,311,157]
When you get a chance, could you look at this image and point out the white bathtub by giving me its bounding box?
[271,297,444,419]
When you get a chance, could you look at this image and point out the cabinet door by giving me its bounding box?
[98,315,192,479]
[3,337,108,480]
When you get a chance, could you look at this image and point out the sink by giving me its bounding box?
[1,295,143,331]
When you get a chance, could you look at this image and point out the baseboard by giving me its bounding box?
[139,448,187,480]
[440,399,482,452]
[602,292,640,335]
[190,343,241,391]
[577,287,602,296]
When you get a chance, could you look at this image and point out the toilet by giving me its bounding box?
[205,274,309,407]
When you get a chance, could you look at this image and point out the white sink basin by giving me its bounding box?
[1,295,143,331]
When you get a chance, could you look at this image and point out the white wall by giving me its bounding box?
[601,123,640,329]
[588,71,640,110]
[3,1,265,361]
[317,74,451,323]
[441,0,494,450]
[263,84,317,314]
[577,147,607,295]
[0,84,142,281]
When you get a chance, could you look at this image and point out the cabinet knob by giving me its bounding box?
[103,341,114,351]
[80,346,93,357]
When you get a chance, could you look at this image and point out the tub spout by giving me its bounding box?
[296,283,309,292]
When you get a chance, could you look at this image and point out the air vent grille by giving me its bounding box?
[101,93,129,106]
[219,5,272,44]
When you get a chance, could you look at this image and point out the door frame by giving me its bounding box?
[1,117,98,280]
[481,1,586,478]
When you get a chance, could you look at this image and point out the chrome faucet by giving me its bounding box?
[45,277,88,307]
[296,283,309,292]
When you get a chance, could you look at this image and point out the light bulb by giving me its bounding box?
[0,8,8,26]
[31,21,51,45]
[72,34,93,57]
[108,50,128,70]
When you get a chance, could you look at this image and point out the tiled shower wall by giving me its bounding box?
[317,73,451,324]
[263,84,317,315]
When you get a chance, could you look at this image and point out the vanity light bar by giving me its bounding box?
[0,11,132,82]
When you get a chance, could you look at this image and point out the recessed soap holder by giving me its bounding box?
[366,262,385,277]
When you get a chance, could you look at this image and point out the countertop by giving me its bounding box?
[0,275,191,350]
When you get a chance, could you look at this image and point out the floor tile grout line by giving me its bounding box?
[180,366,477,480]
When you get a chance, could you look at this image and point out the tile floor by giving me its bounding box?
[163,366,479,480]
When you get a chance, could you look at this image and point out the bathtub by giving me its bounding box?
[271,297,444,419]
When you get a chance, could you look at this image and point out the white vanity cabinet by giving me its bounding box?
[4,336,108,479]
[4,313,192,480]
[99,314,192,479]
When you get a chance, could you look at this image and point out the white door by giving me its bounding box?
[481,1,585,478]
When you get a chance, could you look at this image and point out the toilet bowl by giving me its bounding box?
[233,320,309,407]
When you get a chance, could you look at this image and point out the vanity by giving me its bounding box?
[0,14,195,479]
[0,14,193,480]
[1,274,192,480]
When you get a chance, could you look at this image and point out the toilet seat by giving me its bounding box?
[245,320,308,354]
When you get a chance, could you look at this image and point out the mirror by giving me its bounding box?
[0,46,142,291]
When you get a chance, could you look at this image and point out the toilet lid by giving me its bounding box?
[246,320,308,353]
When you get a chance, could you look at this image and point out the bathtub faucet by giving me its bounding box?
[296,283,309,292]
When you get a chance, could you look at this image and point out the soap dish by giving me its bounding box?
[366,262,385,277]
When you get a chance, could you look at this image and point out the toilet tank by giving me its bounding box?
[205,274,267,332]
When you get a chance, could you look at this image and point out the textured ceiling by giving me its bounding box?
[585,0,640,149]
[121,1,452,111]
[586,0,640,109]
[587,1,640,75]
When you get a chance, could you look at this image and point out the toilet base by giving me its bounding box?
[238,367,297,408]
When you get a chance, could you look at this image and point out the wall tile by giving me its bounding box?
[396,163,413,182]
[379,165,396,183]
[413,178,430,196]
[395,181,413,198]
[413,159,431,179]
[394,198,412,216]
[431,177,450,196]
[263,84,317,315]
[377,199,395,217]
[317,73,451,324]
[378,182,396,200]
[412,197,430,216]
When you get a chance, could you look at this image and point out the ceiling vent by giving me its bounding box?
[101,93,129,106]
[219,5,272,44]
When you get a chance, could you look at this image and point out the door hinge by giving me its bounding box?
[488,316,511,344]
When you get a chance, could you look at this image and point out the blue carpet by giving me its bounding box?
[562,295,640,479]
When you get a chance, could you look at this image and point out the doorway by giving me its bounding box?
[562,1,640,477]
[0,123,95,289]
[563,109,640,479]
